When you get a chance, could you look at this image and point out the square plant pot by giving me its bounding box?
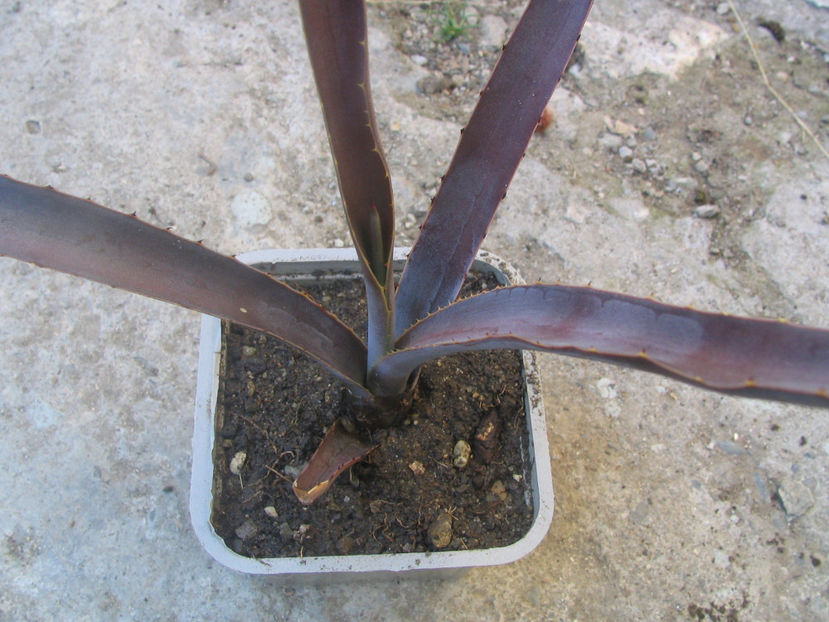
[190,248,553,579]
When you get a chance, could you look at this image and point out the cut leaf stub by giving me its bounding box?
[292,419,378,504]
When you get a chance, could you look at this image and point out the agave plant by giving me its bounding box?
[1,0,827,507]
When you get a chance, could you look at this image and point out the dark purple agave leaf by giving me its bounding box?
[299,0,395,366]
[0,176,370,396]
[372,285,829,407]
[394,0,594,336]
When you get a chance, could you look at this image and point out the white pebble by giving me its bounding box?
[453,440,472,468]
[694,204,720,219]
[229,451,247,475]
[618,145,634,162]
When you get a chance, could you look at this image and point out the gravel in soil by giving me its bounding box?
[210,272,534,558]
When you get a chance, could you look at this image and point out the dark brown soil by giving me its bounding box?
[210,271,535,558]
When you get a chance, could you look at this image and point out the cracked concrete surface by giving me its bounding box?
[1,0,828,619]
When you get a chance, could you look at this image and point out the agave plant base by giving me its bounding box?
[190,248,553,579]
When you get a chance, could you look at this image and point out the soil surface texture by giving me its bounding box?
[211,273,534,557]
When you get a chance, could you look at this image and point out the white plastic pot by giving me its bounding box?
[190,248,553,579]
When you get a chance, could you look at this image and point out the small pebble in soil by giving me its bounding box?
[598,133,623,150]
[409,460,426,476]
[694,204,720,219]
[264,506,278,519]
[278,522,293,539]
[453,440,472,468]
[489,480,508,504]
[235,518,258,540]
[428,511,453,549]
[604,116,637,136]
[777,477,814,519]
[338,534,356,555]
[474,410,501,464]
[229,451,247,475]
[618,145,634,162]
[694,160,710,174]
[641,127,657,141]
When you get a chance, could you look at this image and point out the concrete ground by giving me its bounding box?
[1,0,828,619]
